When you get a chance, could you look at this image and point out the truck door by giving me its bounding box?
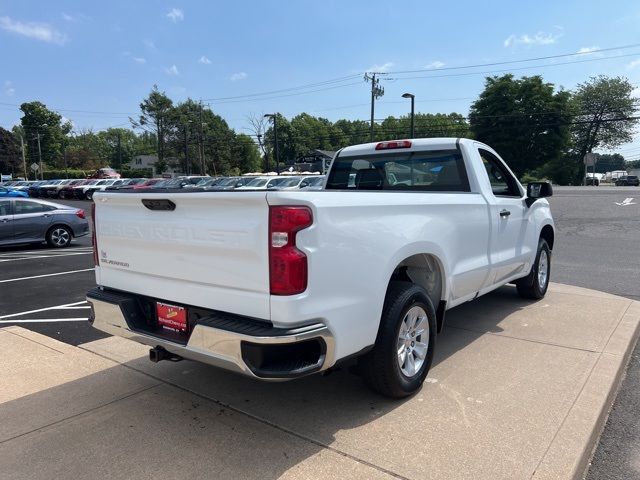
[478,148,534,285]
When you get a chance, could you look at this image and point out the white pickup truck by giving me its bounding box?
[87,138,555,397]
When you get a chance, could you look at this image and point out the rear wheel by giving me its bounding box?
[516,239,551,299]
[85,190,94,200]
[46,225,72,248]
[359,282,436,398]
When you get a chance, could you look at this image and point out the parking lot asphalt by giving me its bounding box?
[0,188,639,478]
[0,199,107,346]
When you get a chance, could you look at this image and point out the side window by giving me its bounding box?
[0,200,11,216]
[14,201,48,215]
[479,150,521,197]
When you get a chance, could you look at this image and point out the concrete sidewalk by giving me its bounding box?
[1,283,639,480]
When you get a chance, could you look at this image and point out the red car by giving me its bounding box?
[132,178,164,189]
[87,167,121,179]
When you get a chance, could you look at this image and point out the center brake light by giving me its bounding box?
[90,203,98,266]
[375,140,412,150]
[269,206,313,295]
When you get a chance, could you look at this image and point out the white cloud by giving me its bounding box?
[0,16,67,45]
[199,55,211,65]
[61,13,89,22]
[4,80,15,97]
[424,61,445,69]
[366,62,394,73]
[626,59,640,70]
[165,64,179,76]
[166,8,184,23]
[230,72,247,81]
[504,30,562,48]
[132,56,146,64]
[576,46,602,57]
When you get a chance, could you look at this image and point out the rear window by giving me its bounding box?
[326,149,469,192]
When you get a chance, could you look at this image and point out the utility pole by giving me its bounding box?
[264,114,280,174]
[257,134,269,172]
[116,131,122,170]
[183,124,189,175]
[36,132,43,180]
[365,73,385,142]
[20,135,27,180]
[199,101,205,175]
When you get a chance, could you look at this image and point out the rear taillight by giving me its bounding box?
[75,209,85,219]
[269,206,313,295]
[91,203,98,266]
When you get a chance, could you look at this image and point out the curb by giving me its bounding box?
[531,300,640,479]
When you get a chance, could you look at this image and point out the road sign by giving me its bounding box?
[583,153,597,166]
[30,163,39,172]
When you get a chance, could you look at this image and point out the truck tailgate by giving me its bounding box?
[93,191,270,320]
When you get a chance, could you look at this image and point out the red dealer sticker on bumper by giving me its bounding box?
[156,302,187,332]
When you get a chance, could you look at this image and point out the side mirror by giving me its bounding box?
[526,182,553,207]
[299,181,309,188]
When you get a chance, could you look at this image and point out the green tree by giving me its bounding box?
[0,127,22,176]
[97,128,140,169]
[570,76,638,180]
[132,85,174,163]
[469,74,571,177]
[19,101,72,171]
[594,153,626,173]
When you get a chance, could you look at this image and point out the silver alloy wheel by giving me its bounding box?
[396,305,429,378]
[51,228,70,247]
[538,249,549,288]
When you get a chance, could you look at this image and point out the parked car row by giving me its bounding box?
[1,174,326,201]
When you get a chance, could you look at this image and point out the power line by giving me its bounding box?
[385,43,640,75]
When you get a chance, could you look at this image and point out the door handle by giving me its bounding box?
[43,214,52,217]
[499,209,511,218]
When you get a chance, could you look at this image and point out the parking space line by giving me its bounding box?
[0,252,92,263]
[0,247,92,257]
[0,318,89,324]
[0,268,94,284]
[0,301,88,320]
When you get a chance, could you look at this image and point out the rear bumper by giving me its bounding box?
[86,287,335,380]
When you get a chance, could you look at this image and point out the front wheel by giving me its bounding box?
[85,190,94,200]
[516,239,551,299]
[359,282,437,398]
[46,226,72,248]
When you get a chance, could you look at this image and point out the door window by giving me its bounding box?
[479,149,521,197]
[14,201,51,215]
[0,200,11,216]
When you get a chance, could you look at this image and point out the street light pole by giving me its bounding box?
[264,114,280,174]
[36,132,43,180]
[402,93,415,138]
[183,124,189,175]
[20,135,27,180]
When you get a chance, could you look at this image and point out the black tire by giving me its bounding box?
[85,190,93,200]
[359,282,437,398]
[46,225,72,248]
[516,239,551,299]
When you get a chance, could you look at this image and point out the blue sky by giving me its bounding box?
[1,0,640,157]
